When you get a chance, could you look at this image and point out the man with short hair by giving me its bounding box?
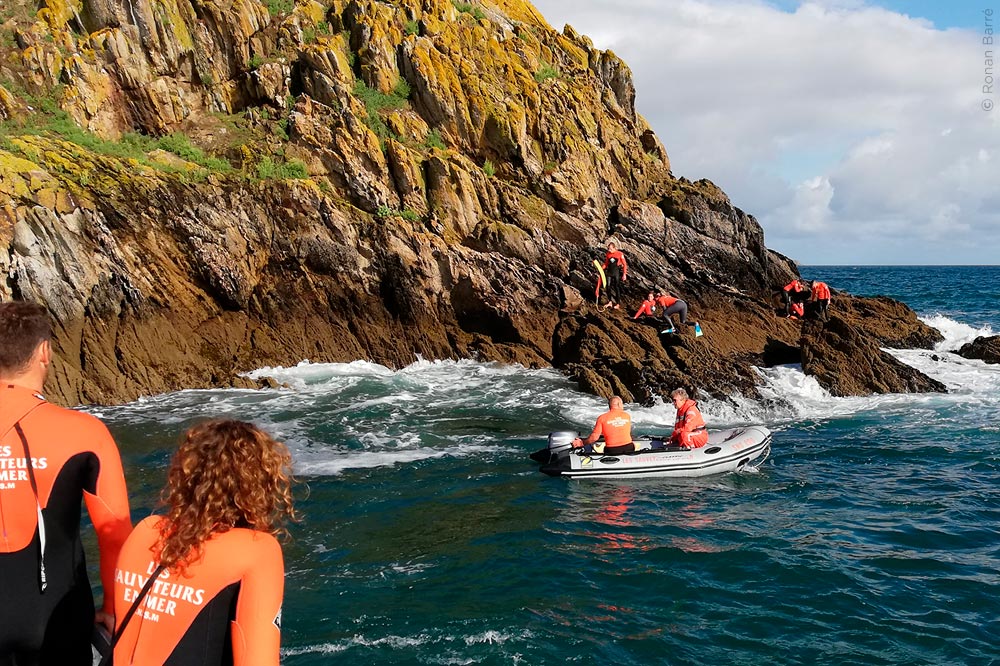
[572,396,634,454]
[0,301,132,664]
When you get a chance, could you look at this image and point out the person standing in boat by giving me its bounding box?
[0,301,132,664]
[601,241,628,310]
[669,388,708,449]
[572,396,635,454]
[111,420,296,665]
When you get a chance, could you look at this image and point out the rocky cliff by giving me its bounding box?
[0,0,944,406]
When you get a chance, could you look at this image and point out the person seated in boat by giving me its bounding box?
[633,292,657,320]
[669,388,708,449]
[656,288,699,333]
[572,396,635,455]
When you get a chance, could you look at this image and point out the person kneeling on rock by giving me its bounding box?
[669,388,708,449]
[656,289,700,334]
[572,396,635,455]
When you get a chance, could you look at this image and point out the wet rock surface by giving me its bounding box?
[800,317,946,397]
[957,336,1000,364]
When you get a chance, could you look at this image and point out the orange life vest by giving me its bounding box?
[672,399,708,448]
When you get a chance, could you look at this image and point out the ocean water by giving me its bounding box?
[88,266,1000,664]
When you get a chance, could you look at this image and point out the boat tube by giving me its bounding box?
[530,426,772,479]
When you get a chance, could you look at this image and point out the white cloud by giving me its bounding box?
[529,0,1000,264]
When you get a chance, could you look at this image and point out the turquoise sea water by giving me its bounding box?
[90,266,1000,664]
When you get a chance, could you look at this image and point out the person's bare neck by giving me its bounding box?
[0,361,46,394]
[0,373,44,393]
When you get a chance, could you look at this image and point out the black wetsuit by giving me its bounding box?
[0,385,131,665]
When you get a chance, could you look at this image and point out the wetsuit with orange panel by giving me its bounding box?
[112,516,284,666]
[633,297,656,319]
[810,281,831,319]
[782,279,809,315]
[655,294,677,309]
[602,250,628,305]
[657,293,694,327]
[0,384,131,663]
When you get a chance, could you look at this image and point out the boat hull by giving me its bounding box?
[534,426,772,479]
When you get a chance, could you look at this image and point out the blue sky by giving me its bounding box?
[530,0,999,265]
[769,0,982,29]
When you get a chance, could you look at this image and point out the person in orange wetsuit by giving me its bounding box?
[781,278,809,318]
[601,241,628,310]
[111,420,296,666]
[633,292,657,320]
[809,280,832,320]
[572,396,634,454]
[669,388,709,449]
[0,301,132,664]
[656,289,699,332]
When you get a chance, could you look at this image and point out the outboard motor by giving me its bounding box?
[547,431,577,460]
[530,431,578,464]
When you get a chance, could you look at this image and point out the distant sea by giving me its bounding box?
[88,266,1000,664]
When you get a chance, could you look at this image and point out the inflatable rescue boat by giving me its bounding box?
[530,426,772,479]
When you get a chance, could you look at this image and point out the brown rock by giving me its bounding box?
[0,0,950,408]
[957,335,1000,364]
[800,317,946,396]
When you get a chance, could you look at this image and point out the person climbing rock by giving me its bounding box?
[809,280,832,320]
[601,241,628,310]
[656,289,700,334]
[781,279,809,318]
[633,292,657,320]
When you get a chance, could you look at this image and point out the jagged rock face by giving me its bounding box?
[800,317,946,397]
[957,336,1000,364]
[0,0,946,405]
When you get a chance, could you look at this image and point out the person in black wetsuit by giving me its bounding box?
[601,241,628,310]
[0,301,132,665]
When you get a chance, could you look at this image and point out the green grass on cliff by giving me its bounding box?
[453,1,486,20]
[534,63,560,83]
[255,156,308,180]
[352,78,411,148]
[0,80,321,184]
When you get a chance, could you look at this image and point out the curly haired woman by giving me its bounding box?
[110,420,296,665]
